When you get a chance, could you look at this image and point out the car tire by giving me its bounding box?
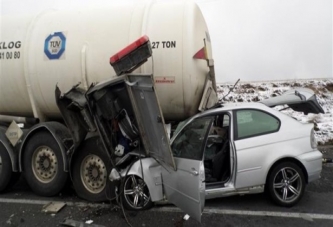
[267,162,306,207]
[23,131,68,196]
[121,175,153,210]
[72,137,112,202]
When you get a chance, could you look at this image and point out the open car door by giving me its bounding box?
[260,88,324,114]
[125,74,206,222]
[161,117,213,223]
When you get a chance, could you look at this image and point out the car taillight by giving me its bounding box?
[311,128,317,149]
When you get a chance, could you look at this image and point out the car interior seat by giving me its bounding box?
[211,133,229,181]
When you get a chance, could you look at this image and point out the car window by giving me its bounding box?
[172,119,190,139]
[235,109,280,139]
[171,117,213,160]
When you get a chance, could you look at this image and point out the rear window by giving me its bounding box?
[235,109,280,139]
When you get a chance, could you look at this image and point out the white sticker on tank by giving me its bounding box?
[44,32,67,60]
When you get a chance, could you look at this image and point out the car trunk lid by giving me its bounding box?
[260,88,324,114]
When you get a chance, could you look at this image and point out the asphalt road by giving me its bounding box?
[1,147,333,227]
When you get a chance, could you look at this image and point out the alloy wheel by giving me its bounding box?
[123,175,151,209]
[273,167,302,203]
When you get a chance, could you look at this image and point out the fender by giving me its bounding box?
[0,128,18,172]
[18,122,73,172]
[119,158,164,202]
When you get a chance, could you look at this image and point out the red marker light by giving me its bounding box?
[193,47,208,60]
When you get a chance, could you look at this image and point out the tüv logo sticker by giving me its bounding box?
[44,32,66,60]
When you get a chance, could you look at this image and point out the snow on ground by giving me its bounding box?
[217,79,333,145]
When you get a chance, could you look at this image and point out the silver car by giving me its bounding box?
[109,75,323,222]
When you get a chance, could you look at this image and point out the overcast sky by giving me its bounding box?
[197,0,332,82]
[1,0,332,82]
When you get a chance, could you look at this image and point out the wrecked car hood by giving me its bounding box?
[56,75,176,171]
[86,74,176,170]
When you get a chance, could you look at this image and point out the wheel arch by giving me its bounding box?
[121,158,164,202]
[18,122,72,172]
[265,157,309,186]
[0,129,18,172]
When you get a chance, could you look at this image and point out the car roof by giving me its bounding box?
[194,102,271,118]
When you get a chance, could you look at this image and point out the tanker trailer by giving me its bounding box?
[0,0,217,201]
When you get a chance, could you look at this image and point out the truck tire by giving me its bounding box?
[0,143,14,192]
[23,131,68,196]
[72,137,112,202]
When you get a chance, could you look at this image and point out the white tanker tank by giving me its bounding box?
[0,0,217,122]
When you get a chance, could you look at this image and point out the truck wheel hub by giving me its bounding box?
[32,146,58,183]
[42,158,50,169]
[91,168,99,179]
[81,154,107,194]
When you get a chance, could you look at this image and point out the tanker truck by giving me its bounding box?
[0,0,218,203]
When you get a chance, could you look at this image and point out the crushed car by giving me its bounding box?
[58,75,323,223]
[56,38,324,223]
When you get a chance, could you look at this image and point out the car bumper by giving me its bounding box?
[297,150,323,183]
[308,169,322,183]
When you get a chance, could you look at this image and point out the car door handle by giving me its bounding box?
[191,171,199,176]
[191,168,199,176]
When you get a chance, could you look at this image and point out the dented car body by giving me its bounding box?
[57,75,323,222]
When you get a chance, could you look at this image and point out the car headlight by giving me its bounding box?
[109,168,121,181]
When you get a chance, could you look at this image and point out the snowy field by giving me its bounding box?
[217,79,333,145]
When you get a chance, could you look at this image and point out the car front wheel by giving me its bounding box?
[267,162,306,207]
[122,175,153,210]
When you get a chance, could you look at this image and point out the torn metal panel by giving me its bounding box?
[42,202,66,213]
[55,85,96,149]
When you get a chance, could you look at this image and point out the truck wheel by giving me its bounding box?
[267,162,305,207]
[0,143,13,192]
[121,175,153,210]
[72,137,112,202]
[23,131,68,196]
